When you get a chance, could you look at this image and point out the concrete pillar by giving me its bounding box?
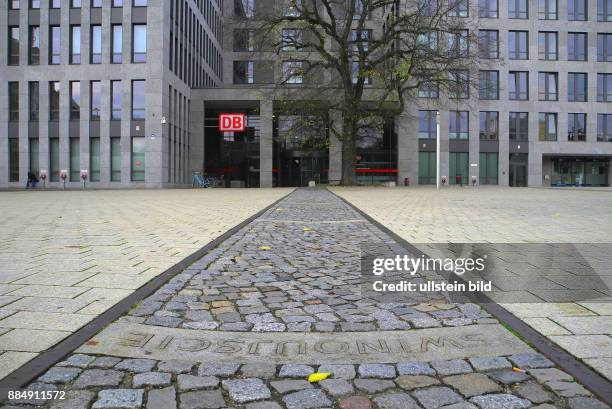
[397,108,418,185]
[259,99,273,187]
[439,110,450,184]
[498,110,510,186]
[189,99,205,180]
[469,110,480,183]
[528,148,543,186]
[328,109,342,184]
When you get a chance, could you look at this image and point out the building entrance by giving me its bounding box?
[509,153,528,187]
[279,152,329,187]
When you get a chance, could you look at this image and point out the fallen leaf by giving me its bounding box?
[258,246,272,250]
[512,367,523,372]
[308,372,332,383]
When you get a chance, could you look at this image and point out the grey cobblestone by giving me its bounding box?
[92,389,143,409]
[222,378,271,403]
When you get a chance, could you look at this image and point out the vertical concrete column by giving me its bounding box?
[328,109,342,184]
[99,80,111,184]
[498,109,510,186]
[39,75,50,179]
[439,110,450,184]
[469,110,479,183]
[259,99,273,188]
[19,81,28,186]
[81,78,91,181]
[528,148,543,186]
[397,107,418,185]
[120,79,131,185]
[0,4,7,185]
[189,100,205,181]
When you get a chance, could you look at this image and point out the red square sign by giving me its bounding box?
[219,113,246,132]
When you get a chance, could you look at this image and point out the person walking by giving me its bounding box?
[26,171,38,189]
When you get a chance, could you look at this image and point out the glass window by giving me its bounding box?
[508,0,528,18]
[234,30,255,52]
[29,138,39,175]
[132,25,147,63]
[112,25,123,63]
[417,31,438,53]
[539,113,557,141]
[479,112,498,140]
[9,82,19,121]
[91,25,102,64]
[509,71,528,100]
[418,111,438,138]
[538,72,558,101]
[568,113,586,141]
[419,152,437,185]
[352,61,371,85]
[598,114,612,141]
[50,26,61,64]
[111,137,122,181]
[598,0,612,21]
[568,73,587,102]
[69,138,80,181]
[449,111,469,139]
[49,82,60,121]
[90,81,101,120]
[538,32,557,60]
[479,0,498,17]
[538,0,557,19]
[29,82,39,121]
[235,0,255,18]
[283,61,304,84]
[509,112,528,140]
[598,73,612,102]
[29,26,40,65]
[418,0,438,16]
[92,0,101,6]
[233,61,254,84]
[8,27,19,65]
[111,80,122,120]
[90,138,100,181]
[281,28,302,51]
[449,70,469,99]
[131,137,145,181]
[448,30,469,58]
[71,0,81,7]
[70,81,80,120]
[568,0,587,20]
[449,0,468,17]
[70,25,81,64]
[449,152,469,184]
[478,30,498,59]
[131,80,146,119]
[30,0,40,8]
[568,32,587,61]
[479,71,499,100]
[9,138,19,182]
[133,0,147,6]
[418,80,439,98]
[10,1,20,9]
[598,34,612,62]
[509,31,528,59]
[50,138,60,181]
[351,30,370,52]
[479,152,498,184]
[113,0,123,6]
[51,0,61,8]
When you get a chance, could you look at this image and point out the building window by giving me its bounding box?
[90,81,101,120]
[9,138,19,182]
[9,82,19,121]
[449,0,468,17]
[598,34,612,62]
[351,30,370,52]
[509,31,528,59]
[351,62,371,85]
[8,27,19,65]
[29,138,39,176]
[71,0,81,7]
[417,0,438,16]
[448,30,469,58]
[449,111,469,140]
[418,81,439,98]
[598,114,612,141]
[479,111,498,140]
[113,0,123,6]
[598,73,612,102]
[51,0,61,8]
[233,61,254,84]
[479,0,498,17]
[49,81,60,121]
[538,0,557,19]
[131,137,145,181]
[418,110,438,138]
[283,61,304,84]
[478,30,498,59]
[538,72,558,101]
[29,82,39,121]
[417,31,438,53]
[69,137,80,182]
[479,153,498,185]
[234,30,255,52]
[419,151,437,185]
[91,25,102,64]
[131,80,146,119]
[132,24,147,63]
[539,113,558,141]
[449,152,469,185]
[568,32,587,61]
[112,25,123,63]
[281,28,302,51]
[598,0,612,21]
[538,32,557,60]
[509,71,528,100]
[90,137,100,181]
[29,26,40,65]
[70,25,81,64]
[508,0,528,18]
[479,70,499,100]
[30,0,40,8]
[49,26,61,64]
[111,137,122,181]
[449,70,469,99]
[509,112,528,140]
[568,0,587,20]
[568,113,586,141]
[50,138,60,181]
[92,0,102,7]
[70,81,80,120]
[10,1,20,9]
[568,73,587,102]
[111,80,122,120]
[133,0,147,6]
[235,0,255,18]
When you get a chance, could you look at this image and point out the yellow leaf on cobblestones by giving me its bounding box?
[258,246,272,250]
[303,227,312,232]
[512,367,523,372]
[308,372,331,382]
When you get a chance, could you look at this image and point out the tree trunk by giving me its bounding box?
[340,116,357,186]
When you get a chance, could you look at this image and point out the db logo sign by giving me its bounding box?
[219,113,246,132]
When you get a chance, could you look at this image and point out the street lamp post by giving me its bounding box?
[436,111,441,190]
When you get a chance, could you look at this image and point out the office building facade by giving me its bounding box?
[1,0,611,188]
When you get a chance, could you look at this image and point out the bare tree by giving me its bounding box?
[238,0,481,185]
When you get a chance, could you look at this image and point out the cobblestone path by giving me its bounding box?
[3,189,609,409]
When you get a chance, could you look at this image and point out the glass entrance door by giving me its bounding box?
[509,153,528,187]
[449,152,469,185]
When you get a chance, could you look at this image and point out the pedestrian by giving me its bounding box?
[26,171,38,189]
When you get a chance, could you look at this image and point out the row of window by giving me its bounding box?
[7,136,144,183]
[7,24,146,66]
[418,110,612,142]
[9,0,146,9]
[478,0,612,21]
[7,80,146,121]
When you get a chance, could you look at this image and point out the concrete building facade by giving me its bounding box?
[1,0,611,188]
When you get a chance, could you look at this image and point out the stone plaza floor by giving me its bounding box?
[0,189,292,380]
[1,188,610,409]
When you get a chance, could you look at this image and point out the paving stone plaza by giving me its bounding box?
[0,187,611,408]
